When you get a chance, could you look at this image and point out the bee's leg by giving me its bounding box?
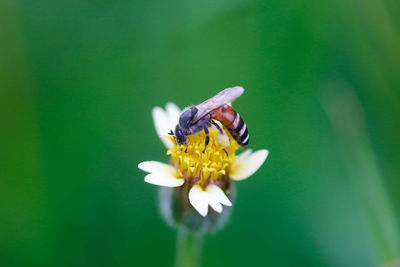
[202,127,210,153]
[223,148,229,156]
[210,120,224,133]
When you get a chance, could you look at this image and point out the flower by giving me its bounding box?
[138,102,269,217]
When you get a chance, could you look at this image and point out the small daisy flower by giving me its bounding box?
[138,100,268,217]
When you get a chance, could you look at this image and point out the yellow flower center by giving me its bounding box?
[167,129,239,188]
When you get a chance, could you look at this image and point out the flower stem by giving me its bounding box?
[174,228,203,267]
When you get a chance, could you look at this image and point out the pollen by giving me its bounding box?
[167,129,239,188]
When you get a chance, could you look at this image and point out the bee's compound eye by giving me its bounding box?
[175,126,186,145]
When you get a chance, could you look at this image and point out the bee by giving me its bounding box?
[171,86,249,152]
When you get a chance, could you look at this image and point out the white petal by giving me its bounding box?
[138,161,177,175]
[152,107,175,149]
[152,107,169,135]
[152,103,181,149]
[236,149,252,162]
[230,149,269,181]
[208,199,223,213]
[166,102,181,126]
[206,184,232,206]
[188,185,209,217]
[144,172,184,187]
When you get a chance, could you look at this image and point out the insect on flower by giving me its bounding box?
[138,86,269,217]
[172,86,249,153]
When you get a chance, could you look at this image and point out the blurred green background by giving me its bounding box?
[1,0,400,266]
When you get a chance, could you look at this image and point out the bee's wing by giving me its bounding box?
[192,86,244,122]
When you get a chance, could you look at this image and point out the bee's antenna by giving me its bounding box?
[168,130,174,136]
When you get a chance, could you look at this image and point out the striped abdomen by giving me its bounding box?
[211,104,249,147]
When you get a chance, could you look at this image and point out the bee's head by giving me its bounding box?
[174,125,187,145]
